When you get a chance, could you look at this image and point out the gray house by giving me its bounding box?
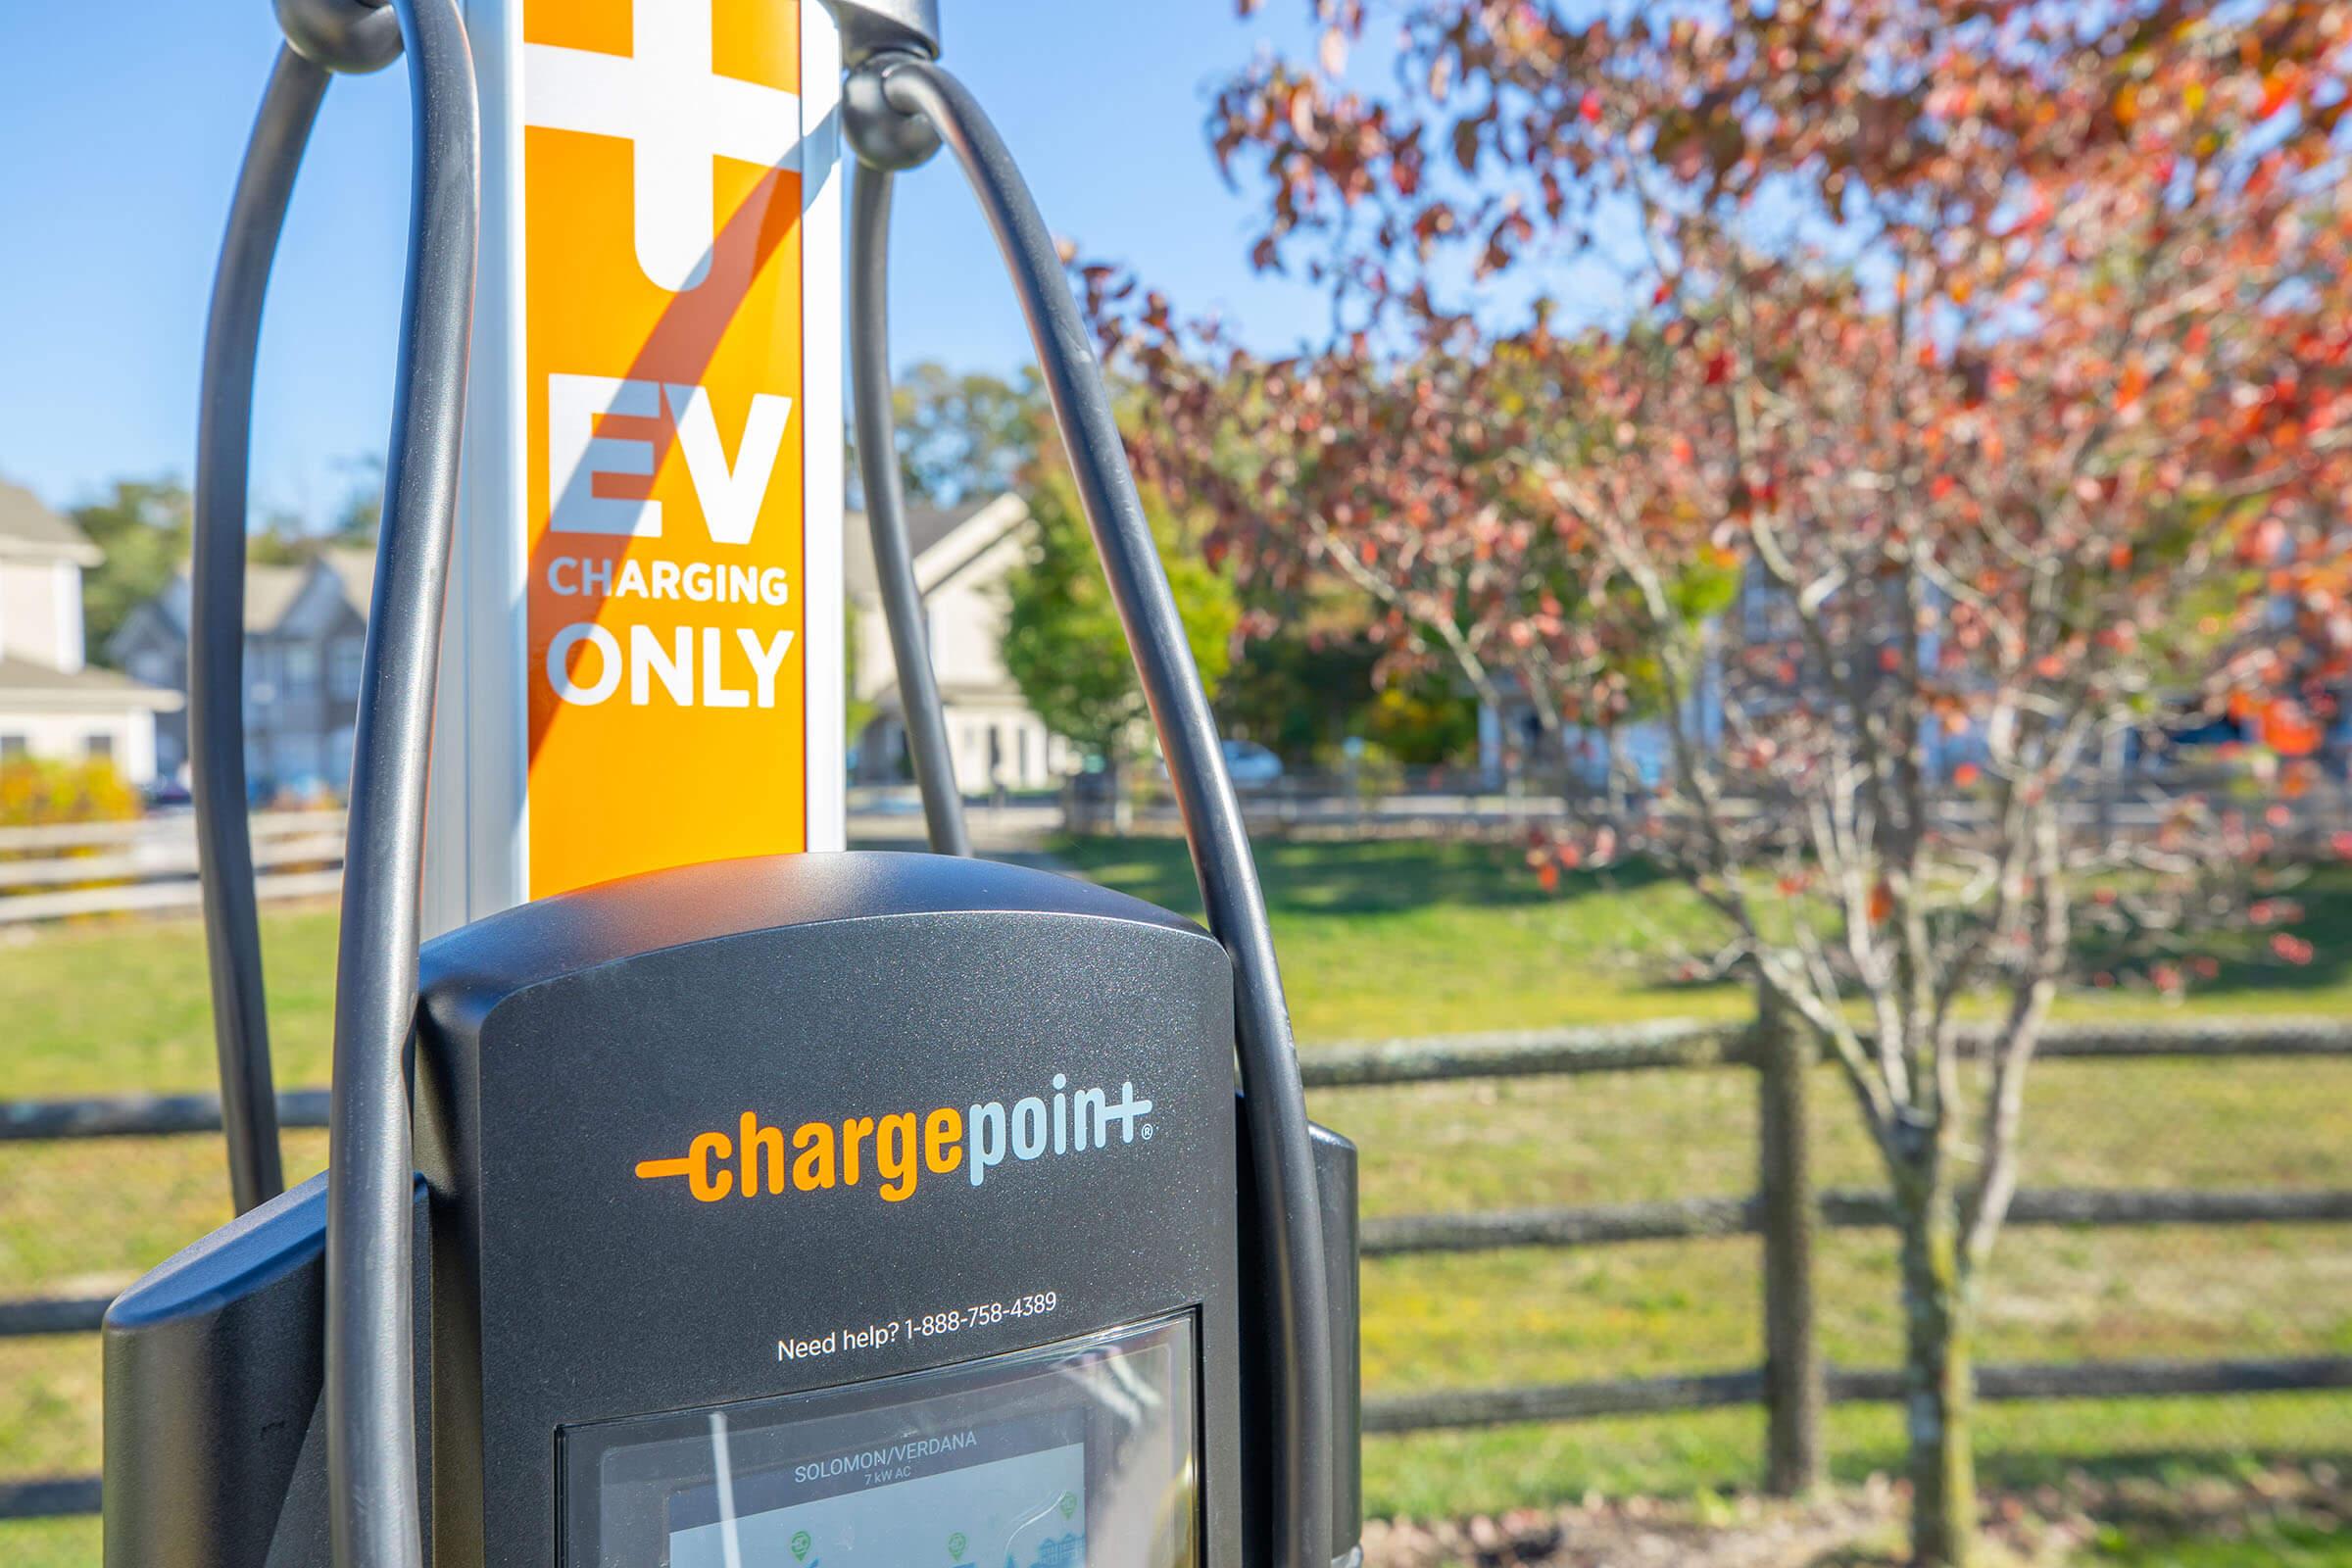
[110,548,374,799]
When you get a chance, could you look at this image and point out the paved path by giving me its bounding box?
[846,800,1074,875]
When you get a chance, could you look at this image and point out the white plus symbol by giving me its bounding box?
[523,0,802,293]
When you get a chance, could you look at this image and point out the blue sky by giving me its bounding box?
[0,3,1334,521]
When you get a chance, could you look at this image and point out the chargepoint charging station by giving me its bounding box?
[100,4,1362,1568]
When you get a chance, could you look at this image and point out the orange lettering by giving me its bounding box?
[923,1106,962,1175]
[687,1131,733,1202]
[840,1116,875,1187]
[876,1113,917,1201]
[791,1121,836,1191]
[739,1111,787,1196]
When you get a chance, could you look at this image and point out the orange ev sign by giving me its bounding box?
[518,0,811,898]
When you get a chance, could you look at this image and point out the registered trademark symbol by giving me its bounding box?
[1141,1123,1155,1140]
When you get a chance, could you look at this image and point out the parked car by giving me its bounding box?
[1220,739,1284,787]
[143,777,193,808]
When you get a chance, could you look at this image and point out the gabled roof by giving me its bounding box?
[242,564,316,630]
[0,481,101,565]
[150,545,379,635]
[844,495,1024,602]
[318,547,377,614]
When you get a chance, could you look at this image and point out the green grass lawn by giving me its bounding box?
[3,838,2349,1565]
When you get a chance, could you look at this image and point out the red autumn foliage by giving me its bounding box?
[1091,3,2352,1560]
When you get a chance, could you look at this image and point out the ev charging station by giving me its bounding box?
[102,4,1362,1568]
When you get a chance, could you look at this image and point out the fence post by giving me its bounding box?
[1756,990,1825,1494]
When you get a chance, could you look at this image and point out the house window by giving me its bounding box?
[330,637,366,700]
[283,645,322,700]
[85,733,115,761]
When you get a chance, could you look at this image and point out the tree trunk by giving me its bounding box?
[1756,996,1825,1496]
[1898,1194,1979,1567]
[1108,755,1133,835]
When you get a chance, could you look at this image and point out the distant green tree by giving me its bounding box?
[1213,603,1479,769]
[1001,466,1235,802]
[245,509,315,566]
[71,478,190,658]
[329,453,384,547]
[889,363,1044,505]
[1360,677,1479,768]
[1213,624,1378,761]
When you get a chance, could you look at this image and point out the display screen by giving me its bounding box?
[667,1410,1087,1568]
[562,1315,1195,1568]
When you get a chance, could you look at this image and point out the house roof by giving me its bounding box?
[843,496,1009,602]
[0,481,101,565]
[318,546,377,614]
[155,545,378,634]
[241,564,315,630]
[0,654,182,711]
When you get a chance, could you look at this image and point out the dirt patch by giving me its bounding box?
[1360,1462,2347,1567]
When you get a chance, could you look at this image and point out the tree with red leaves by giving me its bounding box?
[1085,3,2352,1561]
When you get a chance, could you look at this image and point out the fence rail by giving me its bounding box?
[5,1014,2350,1523]
[1298,1014,2352,1088]
[1365,1355,2352,1434]
[1360,1186,2352,1255]
[1076,768,2352,854]
[0,809,346,925]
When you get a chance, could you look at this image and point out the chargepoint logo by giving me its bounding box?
[633,1075,1155,1205]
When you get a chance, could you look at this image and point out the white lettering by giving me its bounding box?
[548,374,662,537]
[1011,1097,1048,1160]
[967,1102,1006,1187]
[739,628,794,709]
[1099,1082,1153,1145]
[700,627,751,709]
[548,623,622,706]
[540,619,794,708]
[1072,1087,1106,1152]
[663,385,795,547]
[630,624,693,707]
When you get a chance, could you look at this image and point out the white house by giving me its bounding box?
[0,481,181,784]
[848,493,1075,792]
